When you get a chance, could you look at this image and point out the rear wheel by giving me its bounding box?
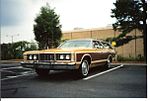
[78,60,89,78]
[35,68,50,77]
[105,56,112,69]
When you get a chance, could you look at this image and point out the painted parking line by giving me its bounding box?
[83,64,124,80]
[2,66,22,69]
[2,66,31,70]
[1,72,35,81]
[112,63,146,66]
[1,65,124,81]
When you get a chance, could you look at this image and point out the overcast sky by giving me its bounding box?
[1,0,117,43]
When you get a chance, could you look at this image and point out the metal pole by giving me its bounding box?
[6,34,19,43]
[135,29,136,57]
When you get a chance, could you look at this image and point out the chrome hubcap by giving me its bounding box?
[82,60,89,76]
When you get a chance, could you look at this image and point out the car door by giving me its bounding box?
[100,41,113,59]
[92,40,106,61]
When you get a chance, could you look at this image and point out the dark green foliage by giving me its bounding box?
[111,0,147,61]
[1,43,13,60]
[111,0,146,32]
[117,55,144,62]
[33,4,62,49]
[1,41,38,60]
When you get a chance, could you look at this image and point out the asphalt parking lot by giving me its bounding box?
[1,63,147,98]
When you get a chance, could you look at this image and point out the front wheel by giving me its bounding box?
[78,60,89,78]
[35,68,50,77]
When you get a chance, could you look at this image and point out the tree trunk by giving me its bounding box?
[143,22,147,62]
[142,0,147,62]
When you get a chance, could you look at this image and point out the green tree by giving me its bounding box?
[1,43,13,60]
[1,41,38,60]
[33,4,62,49]
[11,41,38,59]
[111,0,147,61]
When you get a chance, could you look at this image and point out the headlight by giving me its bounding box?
[58,54,71,60]
[66,54,70,60]
[33,55,37,60]
[60,55,65,60]
[29,55,32,60]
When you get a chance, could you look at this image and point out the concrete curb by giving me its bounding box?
[112,63,147,66]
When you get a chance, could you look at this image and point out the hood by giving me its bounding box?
[23,48,94,55]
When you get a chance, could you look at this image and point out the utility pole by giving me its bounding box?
[135,29,136,58]
[6,34,19,59]
[6,34,19,43]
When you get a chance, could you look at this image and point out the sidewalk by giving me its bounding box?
[112,61,147,66]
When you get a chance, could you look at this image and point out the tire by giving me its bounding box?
[78,60,89,78]
[35,68,49,77]
[105,57,112,69]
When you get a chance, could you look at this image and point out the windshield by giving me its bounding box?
[58,40,92,49]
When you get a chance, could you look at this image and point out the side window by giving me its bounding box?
[93,41,103,49]
[101,42,113,49]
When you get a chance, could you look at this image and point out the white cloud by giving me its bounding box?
[51,0,116,30]
[1,0,45,43]
[1,0,116,43]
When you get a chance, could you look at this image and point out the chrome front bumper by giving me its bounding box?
[20,62,77,70]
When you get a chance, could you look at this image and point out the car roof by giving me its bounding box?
[67,38,92,41]
[67,38,105,42]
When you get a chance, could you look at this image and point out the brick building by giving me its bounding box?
[62,27,144,58]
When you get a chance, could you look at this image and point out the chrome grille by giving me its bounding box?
[39,54,54,60]
[27,53,71,61]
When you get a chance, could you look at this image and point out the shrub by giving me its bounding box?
[117,54,144,62]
